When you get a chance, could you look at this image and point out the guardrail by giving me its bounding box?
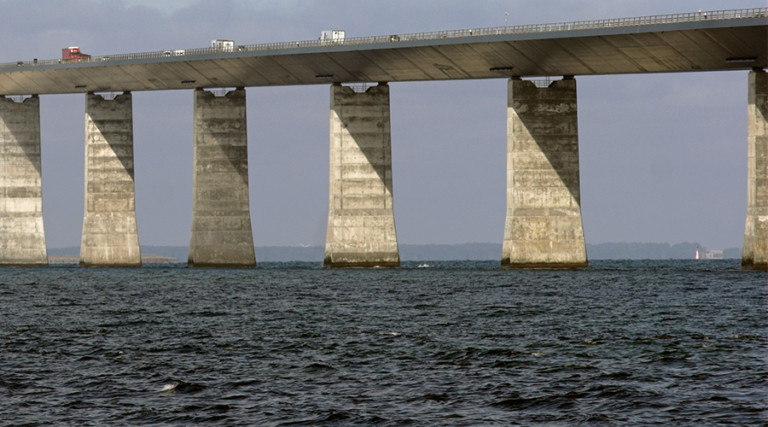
[1,8,764,70]
[529,77,553,88]
[347,83,376,93]
[204,88,236,97]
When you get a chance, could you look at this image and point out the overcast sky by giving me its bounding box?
[0,0,761,250]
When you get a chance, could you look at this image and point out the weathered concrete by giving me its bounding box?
[189,88,256,267]
[80,92,141,267]
[502,77,587,268]
[324,83,399,268]
[742,69,768,270]
[0,95,47,266]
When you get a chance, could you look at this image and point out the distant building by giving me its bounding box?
[705,250,724,260]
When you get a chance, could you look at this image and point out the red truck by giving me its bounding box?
[62,47,91,62]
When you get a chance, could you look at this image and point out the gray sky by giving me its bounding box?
[0,0,760,249]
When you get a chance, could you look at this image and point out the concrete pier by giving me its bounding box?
[324,83,399,268]
[502,77,587,268]
[189,88,256,267]
[742,69,767,270]
[0,95,47,266]
[80,92,141,267]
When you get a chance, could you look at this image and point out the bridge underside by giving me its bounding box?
[1,70,764,269]
[0,11,765,269]
[0,18,764,95]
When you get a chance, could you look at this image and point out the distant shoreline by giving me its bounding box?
[48,254,180,264]
[46,243,742,262]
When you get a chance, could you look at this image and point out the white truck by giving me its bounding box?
[319,30,345,44]
[211,39,235,52]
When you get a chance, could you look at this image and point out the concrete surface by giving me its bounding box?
[80,92,141,267]
[0,12,765,95]
[188,88,256,267]
[742,69,767,270]
[0,95,47,266]
[502,77,588,268]
[324,83,400,268]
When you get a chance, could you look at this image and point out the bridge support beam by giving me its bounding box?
[0,95,47,266]
[189,88,256,267]
[80,92,141,267]
[742,69,768,270]
[324,83,399,268]
[502,77,587,268]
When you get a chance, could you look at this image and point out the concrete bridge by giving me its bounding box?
[0,8,765,269]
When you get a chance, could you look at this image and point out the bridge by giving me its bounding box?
[0,8,765,268]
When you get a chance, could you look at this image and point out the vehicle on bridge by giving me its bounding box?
[61,47,90,62]
[320,30,345,44]
[211,39,234,52]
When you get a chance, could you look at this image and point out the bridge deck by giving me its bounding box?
[0,8,765,95]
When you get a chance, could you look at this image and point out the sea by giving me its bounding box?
[0,260,765,426]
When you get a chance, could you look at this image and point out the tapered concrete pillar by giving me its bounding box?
[502,77,587,268]
[742,69,767,270]
[0,95,47,266]
[324,83,399,268]
[80,92,141,267]
[189,88,256,267]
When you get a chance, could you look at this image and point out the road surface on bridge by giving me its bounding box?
[0,8,764,95]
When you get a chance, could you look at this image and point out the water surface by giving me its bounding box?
[0,260,765,425]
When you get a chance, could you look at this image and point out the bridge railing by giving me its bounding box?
[2,8,765,70]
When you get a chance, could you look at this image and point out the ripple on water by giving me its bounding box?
[0,260,764,425]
